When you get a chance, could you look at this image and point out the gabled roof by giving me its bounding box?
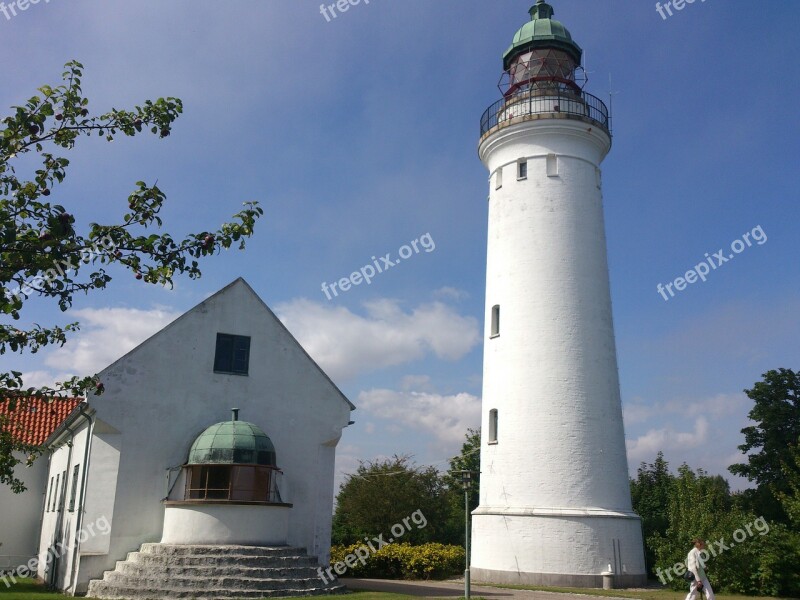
[98,277,355,411]
[0,397,82,446]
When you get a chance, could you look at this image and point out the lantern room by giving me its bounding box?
[499,0,584,96]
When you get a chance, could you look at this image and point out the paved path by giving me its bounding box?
[344,578,634,600]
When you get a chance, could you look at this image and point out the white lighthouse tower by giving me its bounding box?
[470,1,647,587]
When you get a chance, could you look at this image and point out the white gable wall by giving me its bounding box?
[0,454,47,574]
[60,279,352,594]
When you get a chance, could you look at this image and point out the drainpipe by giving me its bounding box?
[66,405,94,596]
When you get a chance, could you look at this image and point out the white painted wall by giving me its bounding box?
[161,504,290,545]
[35,279,353,594]
[0,453,47,572]
[472,118,646,583]
[36,418,92,591]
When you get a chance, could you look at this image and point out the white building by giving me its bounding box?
[31,277,354,595]
[470,1,647,587]
[0,397,80,575]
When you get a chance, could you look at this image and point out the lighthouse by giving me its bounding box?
[470,1,647,587]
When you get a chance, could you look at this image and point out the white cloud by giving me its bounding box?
[626,417,709,465]
[623,392,749,426]
[401,375,431,391]
[43,307,180,375]
[357,388,481,446]
[19,370,65,390]
[433,287,469,301]
[276,298,480,381]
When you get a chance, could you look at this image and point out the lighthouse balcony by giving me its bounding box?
[480,87,610,140]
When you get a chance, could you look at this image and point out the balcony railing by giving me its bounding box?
[480,88,610,138]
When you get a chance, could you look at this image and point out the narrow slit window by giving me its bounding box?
[69,464,80,512]
[53,474,60,512]
[517,160,527,180]
[489,409,498,443]
[494,168,503,190]
[490,305,500,338]
[58,470,66,512]
[546,153,558,177]
[47,476,54,512]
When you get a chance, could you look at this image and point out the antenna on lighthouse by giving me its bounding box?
[608,73,620,130]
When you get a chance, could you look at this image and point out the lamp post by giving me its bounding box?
[459,470,475,600]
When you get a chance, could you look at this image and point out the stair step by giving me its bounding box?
[129,552,318,568]
[88,543,342,599]
[115,562,318,578]
[103,572,325,590]
[87,581,346,599]
[140,544,303,557]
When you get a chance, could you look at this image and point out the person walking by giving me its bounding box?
[685,538,715,600]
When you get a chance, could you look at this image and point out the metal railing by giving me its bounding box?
[480,87,610,137]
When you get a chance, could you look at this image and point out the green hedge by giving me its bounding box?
[329,542,465,580]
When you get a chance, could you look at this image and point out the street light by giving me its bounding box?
[458,470,476,600]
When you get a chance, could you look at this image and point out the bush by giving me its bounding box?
[329,542,465,580]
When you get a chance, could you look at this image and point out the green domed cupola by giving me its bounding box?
[503,0,582,70]
[188,408,277,466]
[497,1,586,97]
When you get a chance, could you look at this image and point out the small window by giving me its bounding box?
[47,476,54,512]
[214,333,251,375]
[517,160,527,180]
[58,470,66,512]
[494,168,503,190]
[186,465,278,503]
[546,153,558,177]
[595,167,602,189]
[188,465,232,500]
[490,305,500,338]
[69,465,80,512]
[52,474,60,512]
[489,409,498,444]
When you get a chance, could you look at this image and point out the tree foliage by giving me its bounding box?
[630,451,674,574]
[444,427,480,512]
[0,61,263,491]
[729,368,800,523]
[637,459,800,596]
[729,368,800,485]
[332,456,460,546]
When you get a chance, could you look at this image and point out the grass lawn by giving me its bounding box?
[488,584,797,600]
[0,578,68,600]
[0,578,792,600]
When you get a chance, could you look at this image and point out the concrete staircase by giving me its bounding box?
[87,544,345,599]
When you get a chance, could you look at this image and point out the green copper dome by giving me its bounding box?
[503,1,583,69]
[188,410,277,466]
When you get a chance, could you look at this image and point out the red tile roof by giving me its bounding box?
[0,397,82,446]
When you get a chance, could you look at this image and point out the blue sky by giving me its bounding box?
[4,0,799,493]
